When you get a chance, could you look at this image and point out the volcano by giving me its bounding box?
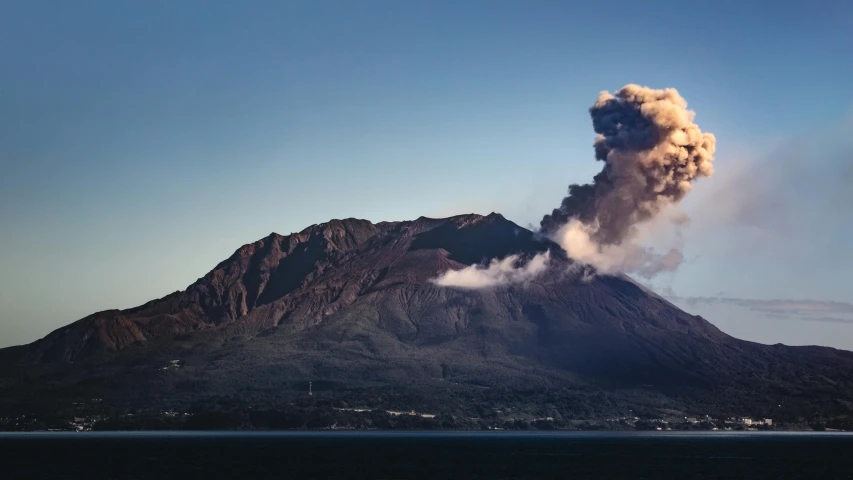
[2,213,852,428]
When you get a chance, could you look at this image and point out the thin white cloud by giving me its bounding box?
[431,251,550,289]
[667,295,853,323]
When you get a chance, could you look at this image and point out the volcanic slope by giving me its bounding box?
[2,213,852,421]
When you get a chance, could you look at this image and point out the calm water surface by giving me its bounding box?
[1,431,851,479]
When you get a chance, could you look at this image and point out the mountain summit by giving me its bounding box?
[2,214,852,426]
[26,213,558,362]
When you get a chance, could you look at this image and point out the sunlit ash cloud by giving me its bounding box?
[433,84,715,288]
[543,84,714,278]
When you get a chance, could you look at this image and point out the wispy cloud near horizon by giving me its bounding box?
[666,295,853,324]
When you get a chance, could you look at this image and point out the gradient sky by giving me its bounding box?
[1,0,852,349]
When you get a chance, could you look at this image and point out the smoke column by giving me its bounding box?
[543,84,715,277]
[434,84,715,288]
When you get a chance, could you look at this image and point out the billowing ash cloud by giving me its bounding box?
[544,84,715,276]
[434,84,715,289]
[431,252,550,289]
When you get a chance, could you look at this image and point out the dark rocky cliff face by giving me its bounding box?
[3,213,853,420]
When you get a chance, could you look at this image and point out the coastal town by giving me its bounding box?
[6,399,843,433]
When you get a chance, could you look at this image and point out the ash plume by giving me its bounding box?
[434,84,715,288]
[544,84,715,277]
[542,85,715,242]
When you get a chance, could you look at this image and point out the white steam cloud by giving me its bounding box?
[431,252,550,289]
[553,219,684,279]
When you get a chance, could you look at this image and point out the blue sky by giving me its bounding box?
[1,0,852,349]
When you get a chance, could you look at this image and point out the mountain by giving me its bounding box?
[2,213,852,430]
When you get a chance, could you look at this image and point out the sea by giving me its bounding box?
[1,431,851,479]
